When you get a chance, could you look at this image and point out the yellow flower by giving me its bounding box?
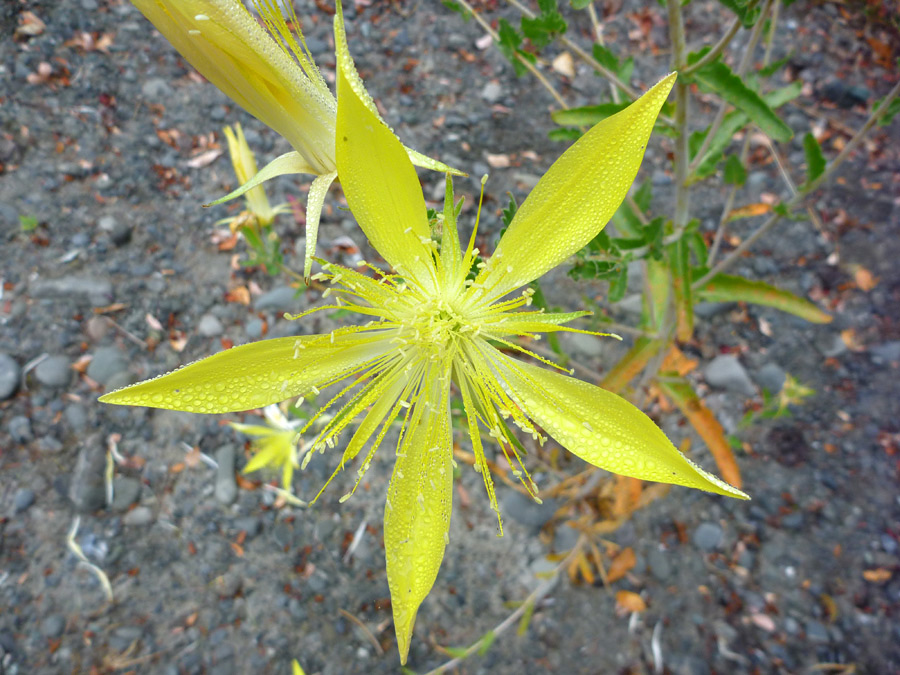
[102,16,748,661]
[230,404,302,490]
[222,123,289,228]
[132,0,460,276]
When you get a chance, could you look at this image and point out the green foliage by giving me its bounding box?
[551,102,630,126]
[19,214,38,232]
[440,0,471,21]
[696,274,833,323]
[570,0,593,8]
[521,0,567,49]
[685,54,793,142]
[723,153,747,186]
[715,0,760,27]
[802,132,826,185]
[496,19,534,77]
[875,94,900,126]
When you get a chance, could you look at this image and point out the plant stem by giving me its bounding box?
[687,0,773,176]
[694,77,900,288]
[456,0,569,109]
[504,0,639,100]
[666,0,690,231]
[423,538,587,675]
[680,16,742,77]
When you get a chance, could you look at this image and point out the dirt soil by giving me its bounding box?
[1,1,899,674]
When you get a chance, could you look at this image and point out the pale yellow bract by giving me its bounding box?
[132,0,459,276]
[104,5,748,663]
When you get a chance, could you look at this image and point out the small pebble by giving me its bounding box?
[14,488,36,513]
[705,355,756,397]
[693,522,724,551]
[8,415,33,443]
[198,313,224,337]
[41,614,66,639]
[215,445,238,505]
[34,355,72,388]
[87,346,129,385]
[0,352,20,400]
[123,506,154,526]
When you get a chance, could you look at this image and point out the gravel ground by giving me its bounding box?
[1,1,899,673]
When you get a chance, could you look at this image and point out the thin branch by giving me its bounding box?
[680,17,742,77]
[693,72,900,287]
[423,538,587,675]
[456,0,568,109]
[687,0,773,175]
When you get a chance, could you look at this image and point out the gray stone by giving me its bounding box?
[198,313,224,337]
[38,436,63,454]
[68,434,108,512]
[0,352,20,400]
[704,355,756,397]
[142,77,173,99]
[552,523,580,552]
[8,415,33,443]
[13,488,35,513]
[41,614,66,639]
[805,619,830,643]
[34,355,72,388]
[870,341,900,364]
[104,370,135,392]
[64,404,89,432]
[85,315,111,342]
[31,276,114,306]
[480,81,503,103]
[123,506,154,526]
[693,522,723,551]
[253,286,302,312]
[215,445,238,505]
[245,318,264,339]
[501,490,558,531]
[755,362,786,395]
[110,477,141,511]
[86,346,129,385]
[647,547,672,582]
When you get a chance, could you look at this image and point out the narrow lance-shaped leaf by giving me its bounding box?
[657,377,743,489]
[802,132,826,185]
[671,237,694,341]
[685,59,793,142]
[696,274,833,324]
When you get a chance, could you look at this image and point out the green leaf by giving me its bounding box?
[714,0,760,26]
[571,0,593,7]
[670,237,694,340]
[723,154,747,186]
[875,95,900,126]
[443,647,469,659]
[19,214,38,232]
[521,0,567,49]
[477,630,496,656]
[501,192,518,231]
[518,599,537,635]
[610,180,651,238]
[644,258,670,330]
[591,43,618,72]
[696,274,833,323]
[496,19,530,77]
[686,59,793,142]
[608,264,628,303]
[802,133,826,184]
[758,53,792,78]
[440,0,470,21]
[690,82,802,180]
[548,127,583,142]
[550,102,629,127]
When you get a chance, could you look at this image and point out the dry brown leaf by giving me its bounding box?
[615,590,646,613]
[145,313,164,331]
[606,547,636,583]
[840,328,865,352]
[727,202,771,221]
[16,11,46,38]
[185,148,223,169]
[225,286,251,305]
[862,568,892,584]
[661,345,698,376]
[169,331,188,352]
[852,266,878,291]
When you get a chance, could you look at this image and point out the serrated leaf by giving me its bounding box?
[696,274,832,323]
[551,102,629,127]
[591,43,619,72]
[496,19,530,77]
[714,0,760,26]
[657,377,743,488]
[723,154,747,186]
[802,132,826,184]
[758,53,792,77]
[686,60,793,142]
[440,0,470,21]
[521,0,567,49]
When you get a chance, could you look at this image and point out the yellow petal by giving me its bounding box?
[483,73,676,300]
[132,0,336,173]
[384,377,453,664]
[205,150,317,208]
[99,333,390,414]
[303,171,338,280]
[496,353,748,499]
[333,5,435,286]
